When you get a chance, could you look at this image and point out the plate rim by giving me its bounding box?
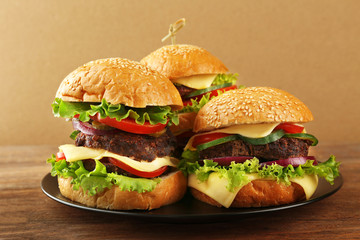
[41,172,343,221]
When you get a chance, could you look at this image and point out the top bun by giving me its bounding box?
[194,87,314,132]
[55,58,183,109]
[140,44,228,80]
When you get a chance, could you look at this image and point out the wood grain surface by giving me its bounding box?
[0,144,359,240]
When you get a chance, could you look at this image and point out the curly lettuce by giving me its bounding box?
[178,93,213,114]
[178,155,340,192]
[211,73,239,86]
[52,98,179,126]
[47,155,161,195]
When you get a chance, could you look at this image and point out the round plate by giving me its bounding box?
[41,173,343,223]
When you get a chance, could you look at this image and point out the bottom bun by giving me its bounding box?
[190,179,306,208]
[58,171,187,210]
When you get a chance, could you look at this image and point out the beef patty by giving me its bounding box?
[75,128,176,161]
[174,84,195,99]
[199,137,312,161]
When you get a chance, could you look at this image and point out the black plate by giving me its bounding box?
[41,173,343,223]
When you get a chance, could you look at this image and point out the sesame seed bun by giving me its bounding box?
[193,87,314,132]
[140,44,228,80]
[55,58,183,110]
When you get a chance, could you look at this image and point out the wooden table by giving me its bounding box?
[0,144,359,239]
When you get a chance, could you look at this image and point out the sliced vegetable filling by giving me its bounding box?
[190,123,318,152]
[52,98,179,135]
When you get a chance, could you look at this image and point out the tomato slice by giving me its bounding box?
[56,152,66,161]
[191,85,237,102]
[274,123,304,134]
[192,132,232,148]
[183,100,193,106]
[92,113,168,134]
[108,157,168,178]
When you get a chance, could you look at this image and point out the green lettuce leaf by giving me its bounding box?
[179,155,340,192]
[47,155,161,196]
[178,93,213,114]
[211,73,239,86]
[52,98,179,126]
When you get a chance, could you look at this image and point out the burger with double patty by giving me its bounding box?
[47,58,187,210]
[180,87,340,208]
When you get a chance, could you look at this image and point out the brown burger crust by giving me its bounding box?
[169,112,197,136]
[190,179,306,208]
[58,171,187,210]
[55,58,183,110]
[194,87,314,132]
[141,44,228,80]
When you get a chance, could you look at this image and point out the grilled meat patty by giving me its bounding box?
[174,84,195,99]
[199,137,312,161]
[75,128,176,161]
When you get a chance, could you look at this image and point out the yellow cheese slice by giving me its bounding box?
[215,123,280,138]
[172,74,217,89]
[184,123,280,151]
[291,174,318,199]
[189,173,318,208]
[58,144,179,172]
[188,173,258,208]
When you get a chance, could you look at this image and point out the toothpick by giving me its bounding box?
[161,18,186,45]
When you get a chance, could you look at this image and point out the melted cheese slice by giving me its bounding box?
[189,173,258,207]
[189,173,318,208]
[291,174,318,199]
[172,74,217,89]
[58,144,178,172]
[185,123,280,151]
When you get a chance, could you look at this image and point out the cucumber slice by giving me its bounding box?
[196,130,285,151]
[196,135,238,151]
[284,133,319,146]
[185,83,233,99]
[238,130,285,145]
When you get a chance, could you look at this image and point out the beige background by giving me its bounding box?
[0,0,359,146]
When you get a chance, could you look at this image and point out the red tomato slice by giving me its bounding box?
[274,123,304,134]
[183,100,193,106]
[92,113,168,134]
[108,157,168,178]
[56,152,66,161]
[191,85,237,102]
[192,132,232,148]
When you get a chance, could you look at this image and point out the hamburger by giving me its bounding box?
[179,87,340,208]
[141,45,243,154]
[47,58,187,210]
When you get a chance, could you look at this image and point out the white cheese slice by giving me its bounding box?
[189,173,318,208]
[184,123,280,151]
[58,144,178,172]
[172,74,217,89]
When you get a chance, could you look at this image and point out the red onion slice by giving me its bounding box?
[261,156,317,167]
[72,119,119,136]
